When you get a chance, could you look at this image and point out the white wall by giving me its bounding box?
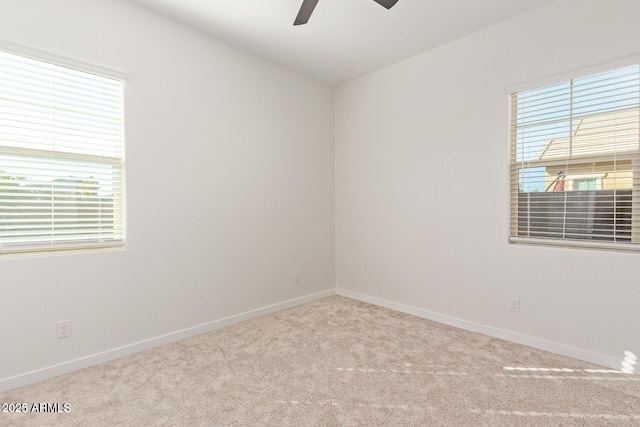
[0,0,334,388]
[335,0,640,368]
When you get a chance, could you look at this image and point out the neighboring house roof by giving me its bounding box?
[538,108,639,160]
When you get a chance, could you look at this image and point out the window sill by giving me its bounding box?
[0,241,125,258]
[509,237,640,252]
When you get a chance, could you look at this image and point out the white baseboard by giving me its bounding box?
[336,288,625,372]
[0,289,336,393]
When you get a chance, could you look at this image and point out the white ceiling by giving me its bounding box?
[128,0,557,84]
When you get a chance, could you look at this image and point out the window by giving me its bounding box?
[509,64,640,250]
[572,177,598,191]
[573,179,596,191]
[0,48,125,254]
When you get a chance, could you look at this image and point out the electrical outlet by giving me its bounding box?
[509,297,520,313]
[57,320,71,338]
[293,273,300,285]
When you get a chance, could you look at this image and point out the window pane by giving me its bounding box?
[510,64,639,248]
[0,49,125,253]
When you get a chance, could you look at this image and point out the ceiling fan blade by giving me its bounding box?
[294,0,320,25]
[372,0,399,9]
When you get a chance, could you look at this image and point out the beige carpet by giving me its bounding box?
[1,296,639,426]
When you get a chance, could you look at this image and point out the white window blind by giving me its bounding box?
[509,64,640,250]
[0,49,125,254]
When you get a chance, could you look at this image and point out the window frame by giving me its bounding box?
[507,55,640,252]
[0,42,126,256]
